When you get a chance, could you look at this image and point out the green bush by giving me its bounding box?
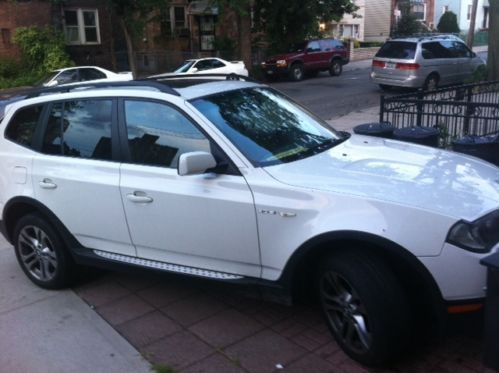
[437,11,460,33]
[13,26,73,72]
[0,58,21,79]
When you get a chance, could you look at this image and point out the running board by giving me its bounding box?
[93,250,244,280]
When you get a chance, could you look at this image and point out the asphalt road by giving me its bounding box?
[269,67,381,121]
[269,51,488,122]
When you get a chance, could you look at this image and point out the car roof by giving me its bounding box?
[5,76,261,109]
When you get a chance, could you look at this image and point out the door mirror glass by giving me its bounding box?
[190,67,198,73]
[178,151,217,176]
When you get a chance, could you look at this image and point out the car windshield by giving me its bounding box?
[288,42,307,53]
[34,71,60,87]
[191,87,343,167]
[174,60,196,73]
[375,41,417,59]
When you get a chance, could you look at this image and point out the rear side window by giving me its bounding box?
[79,68,106,81]
[376,42,416,59]
[42,99,113,160]
[5,105,43,149]
[421,42,452,59]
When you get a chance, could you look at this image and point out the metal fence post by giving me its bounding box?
[463,85,474,134]
[480,252,499,371]
[416,89,424,127]
[380,95,385,123]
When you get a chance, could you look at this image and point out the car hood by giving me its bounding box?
[265,53,302,63]
[263,135,499,221]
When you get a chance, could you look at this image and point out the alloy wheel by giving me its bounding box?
[17,225,58,282]
[320,271,372,354]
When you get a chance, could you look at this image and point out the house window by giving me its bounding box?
[483,6,489,28]
[174,7,186,29]
[64,9,100,45]
[467,4,472,20]
[1,29,11,47]
[442,5,449,13]
[200,16,215,51]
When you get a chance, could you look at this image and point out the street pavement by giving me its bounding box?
[0,217,493,373]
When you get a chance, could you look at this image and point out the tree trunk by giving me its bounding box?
[120,18,137,78]
[466,0,478,47]
[488,0,499,80]
[238,5,252,71]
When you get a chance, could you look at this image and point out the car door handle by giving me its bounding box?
[39,178,57,189]
[126,192,153,204]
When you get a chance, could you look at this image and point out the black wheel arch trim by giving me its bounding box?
[2,196,83,252]
[278,230,445,311]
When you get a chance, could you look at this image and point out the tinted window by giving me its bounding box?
[192,88,340,167]
[376,42,416,59]
[195,60,215,71]
[452,41,472,57]
[124,100,210,168]
[79,68,106,81]
[421,42,452,59]
[307,41,321,52]
[211,59,225,68]
[320,40,333,51]
[332,40,344,49]
[56,70,78,85]
[42,100,112,160]
[5,105,43,148]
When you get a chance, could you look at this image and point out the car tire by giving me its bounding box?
[379,84,392,91]
[13,213,75,289]
[423,74,439,91]
[317,249,412,366]
[289,64,304,81]
[329,60,343,76]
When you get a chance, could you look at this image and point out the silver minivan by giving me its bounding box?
[370,35,485,90]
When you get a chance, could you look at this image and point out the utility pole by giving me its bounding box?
[466,0,478,47]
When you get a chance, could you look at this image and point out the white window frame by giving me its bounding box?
[171,6,187,32]
[64,8,101,45]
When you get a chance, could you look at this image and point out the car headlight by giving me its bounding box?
[447,210,499,253]
[276,60,287,67]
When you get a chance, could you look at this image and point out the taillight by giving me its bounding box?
[372,60,385,68]
[395,63,420,70]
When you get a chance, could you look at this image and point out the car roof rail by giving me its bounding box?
[390,33,461,41]
[143,73,260,86]
[25,80,181,99]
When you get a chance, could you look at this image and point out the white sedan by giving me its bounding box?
[40,66,133,87]
[152,57,249,77]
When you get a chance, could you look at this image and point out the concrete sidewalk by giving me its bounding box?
[0,236,150,373]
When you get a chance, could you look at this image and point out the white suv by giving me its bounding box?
[0,78,497,365]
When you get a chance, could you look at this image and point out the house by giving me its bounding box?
[434,0,490,32]
[0,0,117,69]
[328,0,393,42]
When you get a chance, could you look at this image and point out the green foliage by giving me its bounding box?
[393,1,424,36]
[151,364,177,373]
[437,11,460,33]
[0,58,20,79]
[253,0,359,52]
[13,26,73,72]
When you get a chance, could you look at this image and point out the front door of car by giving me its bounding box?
[32,98,136,256]
[118,98,261,277]
[452,41,475,82]
[304,41,322,70]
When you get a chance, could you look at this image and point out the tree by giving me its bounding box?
[253,0,358,52]
[437,11,460,33]
[392,0,424,36]
[488,0,498,80]
[109,0,170,77]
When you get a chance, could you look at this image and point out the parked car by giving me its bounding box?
[151,57,249,78]
[39,66,133,87]
[0,77,497,366]
[261,38,349,81]
[371,35,485,90]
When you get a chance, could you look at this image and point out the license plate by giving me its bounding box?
[386,62,396,69]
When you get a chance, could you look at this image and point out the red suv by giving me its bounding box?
[261,38,349,81]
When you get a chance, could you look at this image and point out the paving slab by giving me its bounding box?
[0,235,150,373]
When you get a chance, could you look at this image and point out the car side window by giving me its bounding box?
[320,40,332,51]
[439,41,456,58]
[56,70,78,85]
[211,59,225,68]
[195,60,212,71]
[5,104,43,149]
[79,68,106,81]
[307,41,321,52]
[124,100,211,168]
[422,42,451,59]
[42,100,113,160]
[452,42,472,58]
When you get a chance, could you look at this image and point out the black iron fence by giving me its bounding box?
[380,81,499,144]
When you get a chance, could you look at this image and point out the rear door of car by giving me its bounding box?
[304,41,322,70]
[31,97,136,256]
[451,41,475,82]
